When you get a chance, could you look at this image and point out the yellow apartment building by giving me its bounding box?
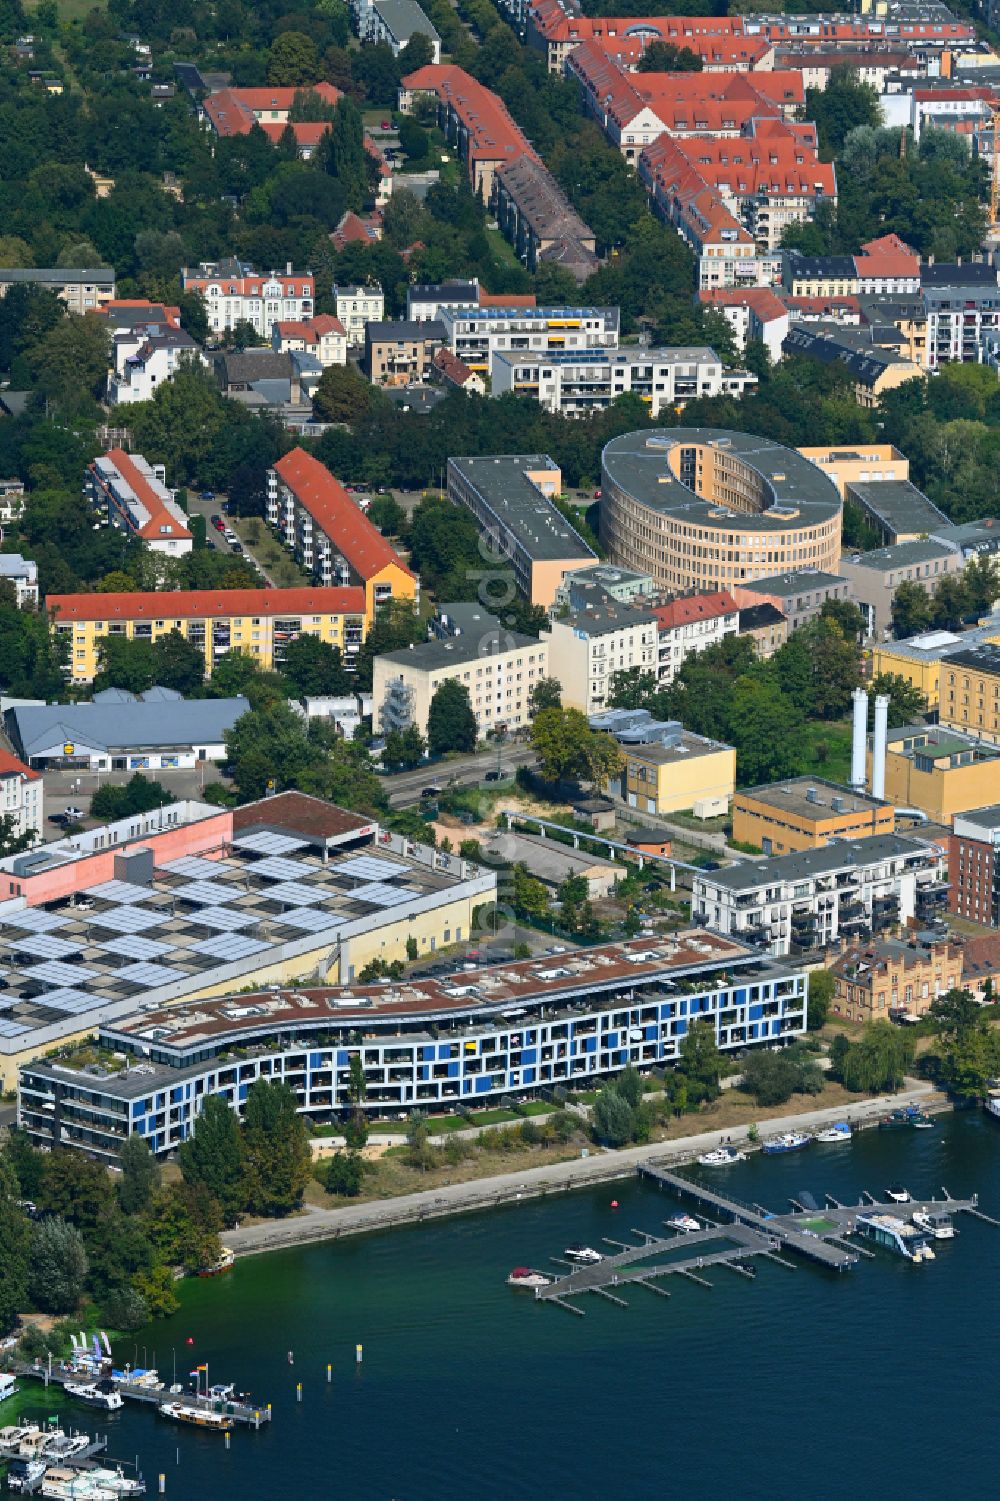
[939,646,1000,745]
[617,733,736,818]
[870,722,1000,822]
[732,777,895,853]
[48,587,368,685]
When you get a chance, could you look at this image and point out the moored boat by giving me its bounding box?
[198,1246,235,1277]
[886,1182,911,1203]
[667,1213,700,1233]
[697,1147,746,1165]
[879,1109,912,1130]
[64,1380,123,1411]
[815,1122,852,1143]
[157,1402,234,1432]
[910,1111,935,1129]
[506,1267,551,1290]
[761,1131,810,1154]
[984,1091,1000,1122]
[0,1372,19,1403]
[912,1208,955,1240]
[563,1244,602,1264]
[6,1456,47,1493]
[41,1467,118,1500]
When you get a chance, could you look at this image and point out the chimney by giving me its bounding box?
[871,693,890,801]
[851,686,868,788]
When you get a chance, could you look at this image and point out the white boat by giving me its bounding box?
[0,1372,19,1403]
[912,1209,956,1240]
[697,1147,746,1165]
[815,1122,852,1143]
[7,1457,48,1493]
[563,1244,602,1264]
[43,1432,93,1461]
[761,1131,811,1154]
[41,1467,119,1500]
[64,1381,123,1411]
[506,1267,551,1290]
[157,1401,234,1432]
[886,1183,911,1203]
[667,1213,700,1233]
[984,1092,1000,1121]
[82,1467,145,1497]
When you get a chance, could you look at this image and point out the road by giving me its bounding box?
[385,744,536,806]
[224,1080,941,1258]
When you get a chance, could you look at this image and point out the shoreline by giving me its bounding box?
[225,1080,946,1260]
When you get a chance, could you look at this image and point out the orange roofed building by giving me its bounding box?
[399,65,539,199]
[85,450,193,559]
[651,590,738,683]
[267,448,417,618]
[49,587,368,684]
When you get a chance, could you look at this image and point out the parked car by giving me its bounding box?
[380,119,391,129]
[48,811,69,825]
[230,541,243,554]
[200,489,215,500]
[211,514,224,529]
[484,769,505,782]
[62,805,84,819]
[420,785,443,799]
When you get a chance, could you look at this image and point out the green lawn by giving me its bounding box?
[797,720,853,783]
[485,227,523,272]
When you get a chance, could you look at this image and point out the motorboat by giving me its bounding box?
[667,1213,700,1233]
[198,1247,235,1277]
[157,1402,234,1432]
[912,1208,955,1240]
[0,1424,43,1458]
[909,1111,935,1130]
[81,1467,145,1497]
[815,1122,852,1143]
[563,1244,602,1264]
[0,1372,19,1403]
[886,1183,911,1203]
[64,1380,123,1411]
[879,1109,912,1130]
[697,1146,746,1165]
[43,1432,93,1461]
[41,1468,119,1499]
[7,1457,48,1493]
[984,1091,1000,1122]
[506,1267,551,1290]
[761,1131,810,1154]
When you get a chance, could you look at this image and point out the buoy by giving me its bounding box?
[287,1350,294,1365]
[610,1199,619,1209]
[185,1338,194,1346]
[355,1343,363,1364]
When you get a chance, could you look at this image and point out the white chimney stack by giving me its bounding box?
[851,687,868,789]
[871,693,890,801]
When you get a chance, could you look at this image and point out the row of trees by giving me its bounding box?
[591,1024,723,1146]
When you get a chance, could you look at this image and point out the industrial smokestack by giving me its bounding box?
[871,694,890,801]
[851,687,868,789]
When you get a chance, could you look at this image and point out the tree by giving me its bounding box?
[869,673,926,728]
[324,98,369,211]
[529,705,622,787]
[144,1183,222,1274]
[527,677,562,714]
[636,40,702,71]
[241,1080,311,1217]
[118,1134,160,1215]
[891,580,933,639]
[820,597,865,641]
[608,668,658,711]
[324,1152,364,1196]
[28,1217,89,1314]
[27,312,110,414]
[807,968,835,1031]
[2,1130,45,1200]
[268,31,320,86]
[511,862,550,922]
[739,1048,823,1107]
[677,1018,722,1097]
[925,986,1000,1098]
[367,495,405,535]
[592,1086,636,1147]
[0,813,37,858]
[427,678,477,754]
[728,677,803,786]
[616,1063,643,1110]
[90,774,175,823]
[0,1192,30,1333]
[312,363,377,424]
[178,1094,246,1226]
[37,1149,114,1233]
[837,1021,914,1093]
[282,635,352,697]
[398,116,428,162]
[383,724,426,770]
[152,629,205,696]
[94,635,157,694]
[806,67,882,154]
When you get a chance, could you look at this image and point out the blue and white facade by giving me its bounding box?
[19,934,808,1160]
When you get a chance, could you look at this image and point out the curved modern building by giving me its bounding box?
[600,428,842,595]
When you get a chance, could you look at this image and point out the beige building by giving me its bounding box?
[614,733,736,818]
[543,600,658,716]
[333,283,385,346]
[0,267,115,313]
[364,320,444,384]
[374,630,549,739]
[798,444,909,499]
[447,454,596,607]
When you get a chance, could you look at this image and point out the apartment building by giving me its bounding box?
[364,319,445,383]
[441,305,618,374]
[699,288,790,364]
[939,646,1000,745]
[950,804,1000,926]
[84,450,193,558]
[181,262,315,338]
[271,315,347,367]
[692,833,948,957]
[839,539,960,638]
[0,555,39,609]
[491,345,755,417]
[738,601,787,657]
[732,776,895,855]
[652,590,738,685]
[734,570,851,632]
[799,442,910,499]
[871,616,1000,712]
[0,478,25,525]
[613,731,736,818]
[267,448,416,617]
[830,934,963,1023]
[399,64,539,199]
[374,630,549,737]
[542,599,658,716]
[200,82,343,153]
[48,588,368,685]
[107,322,204,405]
[554,564,654,611]
[0,267,115,313]
[782,323,925,406]
[870,721,1000,822]
[354,0,441,60]
[0,749,41,845]
[923,261,1000,369]
[333,284,385,346]
[446,454,595,607]
[493,157,598,284]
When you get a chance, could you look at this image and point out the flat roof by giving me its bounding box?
[841,538,954,571]
[448,455,596,563]
[846,478,948,537]
[379,629,541,671]
[736,776,890,820]
[700,833,937,892]
[943,645,1000,673]
[601,428,842,536]
[622,730,731,763]
[886,724,1000,761]
[552,598,655,636]
[742,569,846,598]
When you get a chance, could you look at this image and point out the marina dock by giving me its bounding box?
[1,1362,272,1429]
[535,1162,987,1312]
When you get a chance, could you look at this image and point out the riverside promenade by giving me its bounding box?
[225,1081,941,1260]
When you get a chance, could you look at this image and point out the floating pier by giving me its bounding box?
[2,1363,271,1428]
[534,1162,987,1313]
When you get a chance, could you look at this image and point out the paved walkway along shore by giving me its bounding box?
[226,1080,941,1260]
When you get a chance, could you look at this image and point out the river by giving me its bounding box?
[6,1110,999,1499]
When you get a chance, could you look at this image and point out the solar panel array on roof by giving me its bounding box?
[173,880,240,906]
[14,935,82,960]
[0,1018,31,1036]
[115,961,188,988]
[160,856,227,879]
[0,908,70,933]
[337,855,403,882]
[276,908,344,934]
[188,906,260,931]
[249,855,314,881]
[349,882,413,907]
[34,988,102,1015]
[232,831,308,856]
[24,960,98,987]
[192,932,272,961]
[89,906,165,934]
[98,935,176,961]
[89,880,153,904]
[262,881,327,907]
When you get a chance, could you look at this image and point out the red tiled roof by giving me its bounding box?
[700,288,788,322]
[275,316,346,342]
[48,587,366,623]
[653,590,737,630]
[401,65,539,171]
[95,450,192,544]
[259,120,332,148]
[0,749,40,782]
[203,83,341,137]
[272,448,414,582]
